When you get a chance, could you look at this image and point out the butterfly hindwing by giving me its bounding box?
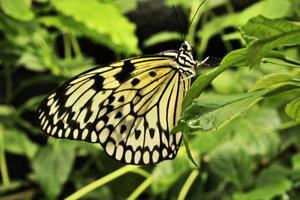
[37,55,190,164]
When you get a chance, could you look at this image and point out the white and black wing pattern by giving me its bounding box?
[37,55,191,165]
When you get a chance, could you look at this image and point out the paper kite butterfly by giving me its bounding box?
[37,41,202,165]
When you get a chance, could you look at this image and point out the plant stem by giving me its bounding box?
[127,176,154,200]
[4,65,12,104]
[71,35,82,59]
[63,33,72,60]
[65,165,139,200]
[0,125,10,186]
[280,120,300,130]
[177,170,199,200]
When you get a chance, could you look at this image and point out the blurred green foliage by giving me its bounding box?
[0,0,300,200]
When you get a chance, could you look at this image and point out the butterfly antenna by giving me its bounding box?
[173,5,184,41]
[187,0,206,34]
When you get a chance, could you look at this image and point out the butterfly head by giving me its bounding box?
[177,41,197,77]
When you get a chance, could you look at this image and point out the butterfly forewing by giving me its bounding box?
[37,55,191,165]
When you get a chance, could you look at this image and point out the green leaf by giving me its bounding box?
[3,127,38,159]
[233,165,292,200]
[233,107,281,160]
[0,105,15,123]
[0,105,15,116]
[249,73,293,92]
[208,142,254,187]
[240,15,300,43]
[197,0,292,53]
[182,48,247,110]
[143,31,181,47]
[0,0,34,21]
[32,141,76,200]
[246,17,300,68]
[190,124,232,154]
[51,0,139,55]
[285,97,300,121]
[180,78,300,133]
[184,90,268,131]
[182,132,199,167]
[39,16,117,53]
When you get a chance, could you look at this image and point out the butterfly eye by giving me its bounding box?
[181,43,188,49]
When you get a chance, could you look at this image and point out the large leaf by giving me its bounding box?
[232,107,281,161]
[32,141,76,200]
[245,16,300,68]
[207,142,254,187]
[51,0,139,55]
[0,0,34,21]
[183,90,269,131]
[249,73,294,92]
[197,0,292,53]
[233,165,292,200]
[4,127,38,159]
[182,48,247,110]
[179,79,300,132]
[240,15,300,43]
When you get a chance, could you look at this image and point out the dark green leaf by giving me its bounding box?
[32,141,76,200]
[208,142,254,187]
[184,90,268,131]
[245,17,300,68]
[4,127,38,159]
[233,165,292,200]
[241,15,300,43]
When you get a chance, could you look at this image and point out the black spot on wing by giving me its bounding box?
[115,112,122,119]
[149,71,157,77]
[114,60,135,83]
[120,125,127,134]
[118,96,125,102]
[135,130,141,139]
[149,128,155,138]
[91,75,104,90]
[131,78,140,86]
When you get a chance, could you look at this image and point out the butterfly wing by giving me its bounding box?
[37,55,191,164]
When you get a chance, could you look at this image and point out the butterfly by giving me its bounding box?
[37,41,201,165]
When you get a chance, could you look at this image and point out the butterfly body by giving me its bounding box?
[38,41,198,165]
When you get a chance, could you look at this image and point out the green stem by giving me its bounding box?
[186,0,204,45]
[225,0,235,13]
[127,176,154,200]
[4,65,12,104]
[65,165,139,200]
[71,35,83,59]
[0,125,10,186]
[177,170,199,200]
[279,120,300,130]
[63,33,72,60]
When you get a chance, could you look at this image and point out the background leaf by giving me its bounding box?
[0,0,34,21]
[51,0,139,55]
[32,141,76,200]
[285,97,300,121]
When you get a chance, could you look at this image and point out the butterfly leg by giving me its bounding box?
[197,56,210,67]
